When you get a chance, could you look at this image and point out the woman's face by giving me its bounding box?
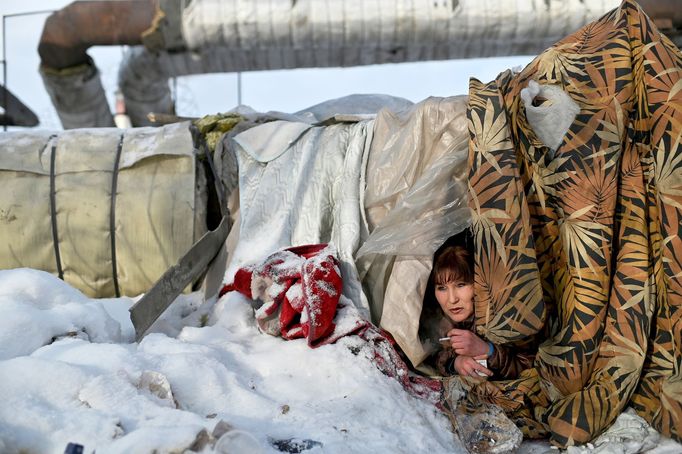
[435,279,474,323]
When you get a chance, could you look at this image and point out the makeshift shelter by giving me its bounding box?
[3,0,682,450]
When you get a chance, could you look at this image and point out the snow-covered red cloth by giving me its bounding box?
[221,243,442,403]
[359,327,443,405]
[220,244,365,347]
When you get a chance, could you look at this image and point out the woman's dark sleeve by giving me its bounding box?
[487,343,535,379]
[429,348,457,376]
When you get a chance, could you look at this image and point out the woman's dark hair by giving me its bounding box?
[432,245,473,286]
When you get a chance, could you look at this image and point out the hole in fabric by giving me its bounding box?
[520,80,580,153]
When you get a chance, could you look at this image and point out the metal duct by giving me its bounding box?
[41,0,682,129]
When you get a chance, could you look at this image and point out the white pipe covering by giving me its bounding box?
[181,0,621,63]
[41,61,115,129]
[119,0,620,127]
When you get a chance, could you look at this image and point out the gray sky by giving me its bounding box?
[1,0,532,130]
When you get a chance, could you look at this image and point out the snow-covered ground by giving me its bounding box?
[1,268,681,454]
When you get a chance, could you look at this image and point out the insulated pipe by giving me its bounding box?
[38,1,156,129]
[38,0,156,69]
[38,0,682,129]
[121,0,624,126]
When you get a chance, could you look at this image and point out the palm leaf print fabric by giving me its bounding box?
[465,0,681,446]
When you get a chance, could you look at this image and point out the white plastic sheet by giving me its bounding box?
[359,95,471,258]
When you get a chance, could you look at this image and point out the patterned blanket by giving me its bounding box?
[464,0,682,446]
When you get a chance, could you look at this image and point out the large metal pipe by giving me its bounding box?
[38,0,156,69]
[37,0,682,129]
[38,1,156,129]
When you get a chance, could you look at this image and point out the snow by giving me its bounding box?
[0,269,456,453]
[1,267,681,454]
[0,269,123,360]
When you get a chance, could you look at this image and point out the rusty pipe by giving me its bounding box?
[38,0,157,70]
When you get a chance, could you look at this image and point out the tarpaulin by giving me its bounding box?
[0,122,209,297]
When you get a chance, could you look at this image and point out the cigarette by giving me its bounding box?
[438,337,451,342]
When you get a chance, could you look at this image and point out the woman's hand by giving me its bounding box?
[447,329,490,357]
[453,355,492,377]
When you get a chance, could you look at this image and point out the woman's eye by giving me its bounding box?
[436,286,446,291]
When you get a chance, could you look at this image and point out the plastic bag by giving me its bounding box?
[444,377,523,454]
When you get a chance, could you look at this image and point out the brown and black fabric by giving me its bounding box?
[465,0,682,447]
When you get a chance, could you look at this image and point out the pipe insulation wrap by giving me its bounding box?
[0,122,209,297]
[120,0,620,126]
[181,0,622,62]
[40,61,115,129]
[118,48,176,127]
[118,47,237,127]
[51,0,623,128]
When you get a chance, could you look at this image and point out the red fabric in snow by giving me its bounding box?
[220,244,347,347]
[220,244,442,404]
[358,326,443,405]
